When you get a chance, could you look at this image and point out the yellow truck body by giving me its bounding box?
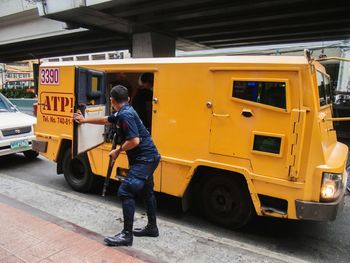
[33,56,348,228]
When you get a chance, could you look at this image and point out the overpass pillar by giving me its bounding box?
[132,32,175,58]
[337,49,350,92]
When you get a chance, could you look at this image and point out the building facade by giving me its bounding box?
[0,60,35,90]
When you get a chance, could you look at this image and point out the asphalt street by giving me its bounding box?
[0,152,349,263]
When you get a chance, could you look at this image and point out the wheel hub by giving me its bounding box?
[211,187,235,213]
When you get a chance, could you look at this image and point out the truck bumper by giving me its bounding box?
[295,195,345,221]
[32,139,48,153]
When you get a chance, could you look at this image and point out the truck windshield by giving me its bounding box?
[317,71,331,106]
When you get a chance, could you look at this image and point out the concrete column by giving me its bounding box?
[0,63,5,88]
[132,32,175,58]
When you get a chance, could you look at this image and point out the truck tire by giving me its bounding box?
[62,148,94,192]
[23,150,39,159]
[201,175,254,229]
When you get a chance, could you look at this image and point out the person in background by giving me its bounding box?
[132,73,154,131]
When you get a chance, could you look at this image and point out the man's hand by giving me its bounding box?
[73,112,85,124]
[109,148,121,161]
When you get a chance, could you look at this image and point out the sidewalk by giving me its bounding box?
[0,197,156,263]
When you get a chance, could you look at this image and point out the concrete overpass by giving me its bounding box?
[0,0,350,62]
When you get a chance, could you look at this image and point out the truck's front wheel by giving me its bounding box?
[62,148,94,192]
[201,175,254,229]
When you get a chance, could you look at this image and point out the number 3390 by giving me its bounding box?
[40,68,60,85]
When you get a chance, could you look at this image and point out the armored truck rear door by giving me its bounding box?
[73,67,106,157]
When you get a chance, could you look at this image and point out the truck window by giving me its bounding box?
[253,134,282,154]
[232,81,286,109]
[325,75,332,104]
[317,71,331,106]
[91,76,100,92]
[88,75,103,100]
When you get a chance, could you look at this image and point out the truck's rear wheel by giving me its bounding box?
[62,148,94,192]
[201,175,254,229]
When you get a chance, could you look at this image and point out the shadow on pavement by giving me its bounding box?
[0,153,43,170]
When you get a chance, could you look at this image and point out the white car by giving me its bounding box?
[0,93,38,159]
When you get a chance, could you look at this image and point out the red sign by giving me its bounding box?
[40,92,73,117]
[40,68,60,85]
[39,92,74,126]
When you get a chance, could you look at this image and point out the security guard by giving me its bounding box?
[73,85,160,247]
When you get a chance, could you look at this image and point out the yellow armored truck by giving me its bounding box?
[33,55,348,228]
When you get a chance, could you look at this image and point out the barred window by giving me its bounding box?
[233,81,286,109]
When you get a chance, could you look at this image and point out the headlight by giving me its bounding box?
[320,172,343,202]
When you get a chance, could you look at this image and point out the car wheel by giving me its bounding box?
[201,175,254,229]
[23,150,39,159]
[62,148,94,192]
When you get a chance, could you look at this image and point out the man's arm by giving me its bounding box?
[109,137,140,160]
[73,112,109,125]
[120,137,140,151]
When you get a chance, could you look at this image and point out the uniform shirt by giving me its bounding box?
[107,104,159,164]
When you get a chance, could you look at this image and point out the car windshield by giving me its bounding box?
[0,93,17,112]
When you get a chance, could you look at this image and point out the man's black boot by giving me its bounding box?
[133,224,159,237]
[104,230,133,246]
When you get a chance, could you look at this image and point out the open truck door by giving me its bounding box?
[73,67,106,158]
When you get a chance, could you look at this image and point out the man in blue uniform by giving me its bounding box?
[73,85,160,247]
